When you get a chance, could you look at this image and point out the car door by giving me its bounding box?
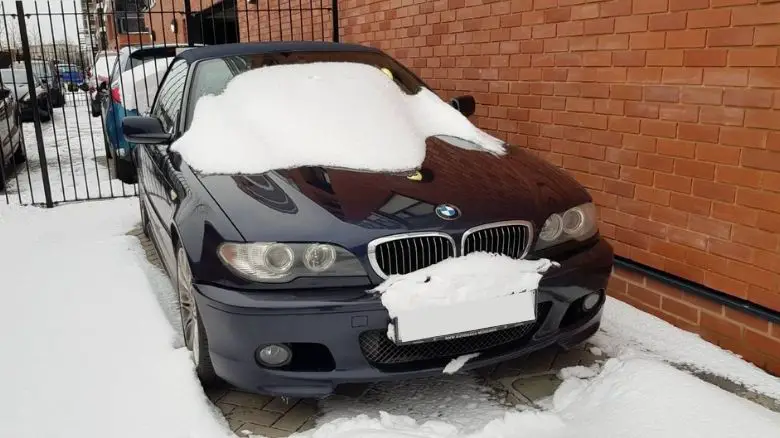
[143,59,189,273]
[0,87,12,163]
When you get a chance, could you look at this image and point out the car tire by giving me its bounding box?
[139,197,150,237]
[0,163,6,192]
[104,130,113,159]
[175,244,219,388]
[12,142,26,164]
[113,157,136,184]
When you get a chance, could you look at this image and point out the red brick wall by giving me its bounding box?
[331,0,780,313]
[146,0,191,46]
[609,266,780,375]
[240,0,334,43]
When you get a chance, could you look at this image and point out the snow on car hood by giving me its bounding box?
[116,57,173,114]
[171,61,506,175]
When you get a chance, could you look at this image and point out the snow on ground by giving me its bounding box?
[0,199,229,438]
[2,93,135,205]
[172,62,506,175]
[592,297,780,399]
[298,358,780,438]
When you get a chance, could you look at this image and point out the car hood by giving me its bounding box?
[194,139,591,252]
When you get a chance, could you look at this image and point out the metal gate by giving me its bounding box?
[0,0,338,207]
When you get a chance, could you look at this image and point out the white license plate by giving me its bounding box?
[388,290,537,345]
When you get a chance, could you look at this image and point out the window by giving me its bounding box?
[185,57,249,128]
[151,60,188,134]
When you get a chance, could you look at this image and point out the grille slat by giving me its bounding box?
[463,223,530,260]
[371,234,455,277]
[360,302,551,370]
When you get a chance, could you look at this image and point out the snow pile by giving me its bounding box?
[443,354,481,375]
[296,358,780,438]
[171,61,506,175]
[0,199,231,438]
[116,57,173,113]
[374,254,557,312]
[593,297,780,399]
[373,254,557,344]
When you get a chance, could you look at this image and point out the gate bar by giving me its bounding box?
[332,0,339,42]
[16,0,53,208]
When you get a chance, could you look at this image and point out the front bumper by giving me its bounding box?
[194,238,614,398]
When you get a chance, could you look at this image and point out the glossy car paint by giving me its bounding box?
[134,42,614,398]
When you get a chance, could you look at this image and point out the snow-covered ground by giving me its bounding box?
[2,93,135,205]
[1,198,778,438]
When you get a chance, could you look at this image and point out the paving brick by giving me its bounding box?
[224,406,281,427]
[219,391,274,410]
[512,374,562,401]
[271,402,319,432]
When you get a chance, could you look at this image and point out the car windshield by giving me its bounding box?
[185,50,426,129]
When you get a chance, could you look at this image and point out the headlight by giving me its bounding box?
[535,203,598,251]
[217,242,365,282]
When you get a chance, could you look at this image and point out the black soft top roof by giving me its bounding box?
[176,41,381,63]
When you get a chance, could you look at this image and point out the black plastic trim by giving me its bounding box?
[614,256,780,325]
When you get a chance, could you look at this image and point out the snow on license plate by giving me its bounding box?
[388,290,536,345]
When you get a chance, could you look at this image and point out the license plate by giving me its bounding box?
[388,290,537,345]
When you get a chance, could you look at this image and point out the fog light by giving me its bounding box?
[256,344,292,367]
[582,292,601,311]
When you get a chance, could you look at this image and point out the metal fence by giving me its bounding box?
[0,0,337,207]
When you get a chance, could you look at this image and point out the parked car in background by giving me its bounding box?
[0,68,51,122]
[95,43,197,181]
[0,85,23,191]
[88,50,117,117]
[56,63,85,89]
[123,42,614,398]
[15,59,65,108]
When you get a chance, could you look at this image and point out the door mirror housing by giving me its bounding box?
[122,116,173,145]
[450,95,476,117]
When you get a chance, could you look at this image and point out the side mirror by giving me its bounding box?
[450,95,476,117]
[0,88,10,99]
[122,116,173,145]
[78,82,90,92]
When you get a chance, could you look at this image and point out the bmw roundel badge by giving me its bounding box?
[435,204,461,220]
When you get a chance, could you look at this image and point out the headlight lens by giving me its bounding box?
[535,203,598,251]
[539,214,563,242]
[218,242,365,282]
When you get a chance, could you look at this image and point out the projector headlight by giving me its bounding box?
[218,242,365,282]
[535,203,598,251]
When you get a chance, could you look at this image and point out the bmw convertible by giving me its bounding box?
[122,42,614,398]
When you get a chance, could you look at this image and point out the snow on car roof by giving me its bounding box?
[171,61,506,175]
[115,57,173,114]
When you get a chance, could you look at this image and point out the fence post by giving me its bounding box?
[332,0,339,42]
[15,1,53,208]
[183,0,193,47]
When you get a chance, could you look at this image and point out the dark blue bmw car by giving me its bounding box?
[122,42,614,398]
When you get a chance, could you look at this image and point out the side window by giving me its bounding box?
[151,60,188,134]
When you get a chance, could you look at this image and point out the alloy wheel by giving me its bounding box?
[176,246,199,366]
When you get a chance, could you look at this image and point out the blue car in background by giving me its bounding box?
[94,43,197,182]
[56,64,84,88]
